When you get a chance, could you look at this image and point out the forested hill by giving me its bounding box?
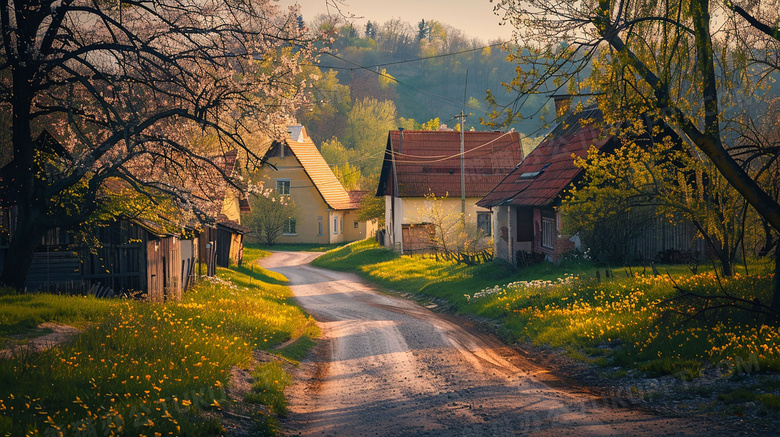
[296,16,552,190]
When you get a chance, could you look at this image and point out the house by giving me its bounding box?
[193,150,251,273]
[256,125,378,244]
[478,105,705,264]
[375,129,525,254]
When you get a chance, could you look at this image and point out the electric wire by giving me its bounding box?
[319,51,489,114]
[388,131,516,163]
[314,43,505,70]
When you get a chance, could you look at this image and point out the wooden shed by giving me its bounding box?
[0,210,197,301]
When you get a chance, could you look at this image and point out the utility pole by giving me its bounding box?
[457,70,468,219]
[391,128,404,254]
[454,111,467,217]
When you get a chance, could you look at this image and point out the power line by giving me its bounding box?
[388,131,517,164]
[319,51,489,114]
[315,43,505,70]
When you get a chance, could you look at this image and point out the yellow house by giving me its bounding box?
[259,126,378,244]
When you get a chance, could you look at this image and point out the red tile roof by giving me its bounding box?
[478,107,615,208]
[376,130,524,198]
[347,190,369,209]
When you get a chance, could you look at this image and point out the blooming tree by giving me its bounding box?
[0,0,316,290]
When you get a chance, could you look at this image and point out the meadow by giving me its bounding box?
[315,240,780,382]
[0,246,317,436]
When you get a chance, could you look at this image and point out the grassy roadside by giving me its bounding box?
[314,240,780,383]
[0,246,318,436]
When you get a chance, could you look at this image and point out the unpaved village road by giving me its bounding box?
[260,252,740,436]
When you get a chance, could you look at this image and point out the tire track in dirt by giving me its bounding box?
[262,251,747,436]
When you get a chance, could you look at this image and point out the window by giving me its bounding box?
[333,217,338,234]
[477,212,492,237]
[276,179,290,195]
[541,216,555,249]
[340,217,343,233]
[354,221,359,229]
[283,218,297,235]
[318,217,323,235]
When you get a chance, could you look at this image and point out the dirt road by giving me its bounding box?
[260,251,738,436]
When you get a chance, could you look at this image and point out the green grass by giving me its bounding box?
[314,240,780,379]
[0,245,318,436]
[0,293,114,343]
[245,362,292,415]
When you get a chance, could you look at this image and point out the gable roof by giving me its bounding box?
[271,126,355,211]
[375,130,524,198]
[478,107,616,208]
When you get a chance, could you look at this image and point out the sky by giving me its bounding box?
[281,0,515,41]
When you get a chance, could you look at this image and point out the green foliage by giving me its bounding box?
[296,17,538,191]
[244,193,300,246]
[562,139,747,274]
[315,97,398,189]
[298,67,352,143]
[344,97,397,175]
[245,362,292,415]
[357,191,385,228]
[331,162,362,191]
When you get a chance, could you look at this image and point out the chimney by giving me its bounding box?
[553,94,571,118]
[398,127,404,154]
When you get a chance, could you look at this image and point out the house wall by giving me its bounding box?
[258,153,369,245]
[385,195,404,252]
[259,153,331,245]
[399,197,492,226]
[221,193,241,223]
[384,196,493,254]
[343,210,378,242]
[493,205,511,262]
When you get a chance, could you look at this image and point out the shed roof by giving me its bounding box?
[348,190,370,209]
[376,130,524,198]
[478,107,615,208]
[280,126,355,211]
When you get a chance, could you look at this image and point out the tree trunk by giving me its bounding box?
[719,252,733,277]
[0,211,43,291]
[771,246,780,319]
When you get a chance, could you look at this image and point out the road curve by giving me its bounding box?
[260,251,723,436]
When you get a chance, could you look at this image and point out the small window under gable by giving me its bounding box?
[276,179,290,195]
